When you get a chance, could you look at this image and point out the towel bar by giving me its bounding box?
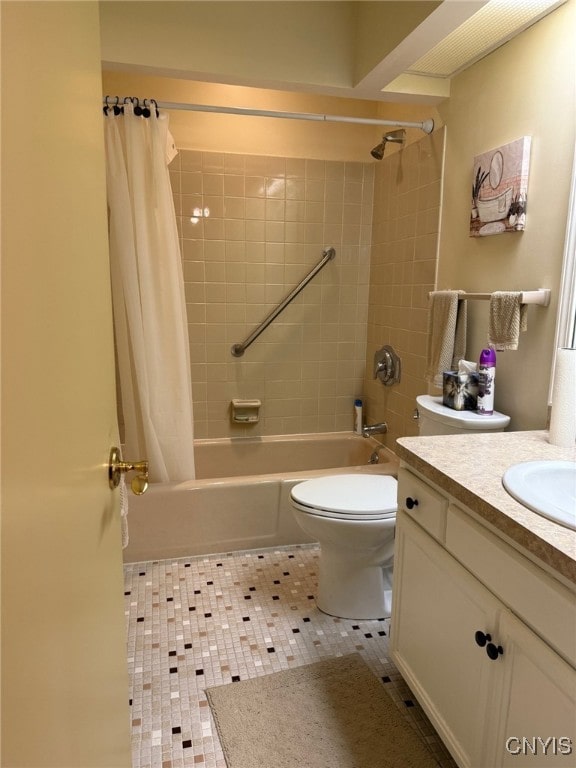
[429,288,550,306]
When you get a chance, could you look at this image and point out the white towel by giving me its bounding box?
[488,291,528,350]
[119,475,129,549]
[426,290,467,387]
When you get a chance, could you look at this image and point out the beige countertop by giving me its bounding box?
[395,431,576,586]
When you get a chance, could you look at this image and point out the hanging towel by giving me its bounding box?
[426,291,467,387]
[488,291,528,350]
[120,475,130,550]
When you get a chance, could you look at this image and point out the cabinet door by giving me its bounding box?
[391,515,502,768]
[488,609,576,768]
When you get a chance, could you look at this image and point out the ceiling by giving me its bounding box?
[99,0,568,103]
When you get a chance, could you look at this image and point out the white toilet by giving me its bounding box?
[416,394,510,434]
[290,396,510,622]
[290,473,398,620]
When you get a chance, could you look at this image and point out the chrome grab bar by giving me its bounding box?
[231,247,336,357]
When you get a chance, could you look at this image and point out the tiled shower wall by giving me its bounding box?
[170,151,375,439]
[363,128,445,449]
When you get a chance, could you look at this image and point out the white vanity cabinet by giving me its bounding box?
[391,466,576,768]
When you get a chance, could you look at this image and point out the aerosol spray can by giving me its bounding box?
[477,348,496,415]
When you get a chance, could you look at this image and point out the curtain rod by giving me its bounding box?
[102,96,435,134]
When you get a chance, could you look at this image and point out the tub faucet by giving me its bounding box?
[362,422,388,438]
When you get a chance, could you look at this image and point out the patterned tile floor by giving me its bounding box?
[125,543,456,768]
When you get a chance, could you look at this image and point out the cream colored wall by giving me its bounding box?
[436,0,575,430]
[363,129,445,447]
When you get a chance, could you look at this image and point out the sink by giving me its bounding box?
[502,461,576,531]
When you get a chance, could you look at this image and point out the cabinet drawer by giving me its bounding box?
[446,504,576,667]
[397,467,447,541]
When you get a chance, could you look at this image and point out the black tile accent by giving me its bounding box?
[136,617,144,623]
[195,669,204,676]
[249,586,256,591]
[172,726,181,734]
[303,617,311,623]
[242,616,250,622]
[204,612,212,618]
[194,589,201,595]
[124,591,131,596]
[378,630,387,637]
[404,699,415,707]
[244,595,252,600]
[273,580,281,584]
[292,628,300,634]
[139,572,146,576]
[266,647,275,653]
[166,597,174,602]
[382,676,391,683]
[182,739,192,748]
[184,643,192,650]
[257,555,265,559]
[188,606,196,612]
[169,667,178,674]
[207,580,214,585]
[184,563,191,568]
[168,650,177,657]
[364,633,373,638]
[272,596,280,601]
[307,595,314,600]
[283,572,290,576]
[352,625,360,630]
[232,675,241,682]
[216,563,223,567]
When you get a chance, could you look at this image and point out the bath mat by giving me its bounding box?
[205,653,441,768]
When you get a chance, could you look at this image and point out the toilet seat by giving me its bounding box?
[290,474,398,521]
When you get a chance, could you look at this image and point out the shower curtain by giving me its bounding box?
[104,102,195,482]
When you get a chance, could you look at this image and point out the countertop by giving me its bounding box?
[395,431,576,586]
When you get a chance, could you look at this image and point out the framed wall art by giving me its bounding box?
[470,136,531,237]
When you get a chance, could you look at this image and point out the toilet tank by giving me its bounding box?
[416,395,510,435]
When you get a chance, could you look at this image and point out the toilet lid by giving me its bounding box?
[290,474,398,519]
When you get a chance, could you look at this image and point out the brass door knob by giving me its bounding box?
[108,446,149,495]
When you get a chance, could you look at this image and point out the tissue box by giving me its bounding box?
[442,371,479,411]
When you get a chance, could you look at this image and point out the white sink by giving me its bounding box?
[502,461,576,531]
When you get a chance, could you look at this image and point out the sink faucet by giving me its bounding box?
[362,422,388,438]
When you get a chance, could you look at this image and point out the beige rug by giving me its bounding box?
[206,653,441,768]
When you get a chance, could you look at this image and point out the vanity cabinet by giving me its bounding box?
[391,467,576,768]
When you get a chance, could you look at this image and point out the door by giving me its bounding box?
[1,3,132,767]
[391,515,500,768]
[489,609,576,768]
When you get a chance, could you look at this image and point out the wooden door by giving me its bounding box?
[1,3,132,766]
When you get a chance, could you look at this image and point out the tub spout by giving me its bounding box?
[362,422,388,438]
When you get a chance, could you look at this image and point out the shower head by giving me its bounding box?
[370,128,406,160]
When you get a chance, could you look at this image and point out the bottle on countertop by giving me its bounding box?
[354,399,363,435]
[477,348,496,415]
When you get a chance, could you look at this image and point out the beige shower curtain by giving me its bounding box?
[104,102,195,482]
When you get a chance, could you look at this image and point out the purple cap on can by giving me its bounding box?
[479,348,496,366]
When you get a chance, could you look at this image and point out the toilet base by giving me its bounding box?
[315,548,393,620]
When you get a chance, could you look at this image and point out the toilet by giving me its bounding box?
[290,473,398,620]
[416,394,510,434]
[290,396,511,621]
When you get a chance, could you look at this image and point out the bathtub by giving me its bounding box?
[123,432,399,563]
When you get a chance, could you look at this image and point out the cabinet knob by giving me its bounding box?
[474,630,491,647]
[405,496,419,510]
[486,642,504,661]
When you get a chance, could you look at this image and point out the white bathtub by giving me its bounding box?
[123,432,399,563]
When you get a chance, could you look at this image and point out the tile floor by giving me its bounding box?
[125,543,456,768]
